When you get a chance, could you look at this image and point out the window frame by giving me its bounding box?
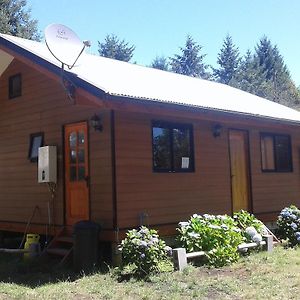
[151,120,195,173]
[28,132,44,162]
[260,132,293,173]
[8,73,22,99]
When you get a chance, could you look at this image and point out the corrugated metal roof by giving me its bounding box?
[1,33,300,124]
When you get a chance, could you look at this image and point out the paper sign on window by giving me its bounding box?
[181,157,190,169]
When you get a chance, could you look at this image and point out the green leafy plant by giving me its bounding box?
[177,211,265,267]
[177,214,244,267]
[120,226,172,276]
[233,210,264,242]
[277,205,300,247]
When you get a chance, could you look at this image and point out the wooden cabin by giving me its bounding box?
[0,33,300,247]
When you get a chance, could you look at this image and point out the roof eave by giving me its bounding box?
[106,92,300,126]
[0,35,107,100]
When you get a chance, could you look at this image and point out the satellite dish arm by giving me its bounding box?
[67,44,86,69]
[45,40,86,70]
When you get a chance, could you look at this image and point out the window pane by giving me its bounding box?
[70,150,76,163]
[70,166,77,181]
[261,135,275,170]
[152,127,171,170]
[275,136,292,171]
[69,132,77,147]
[173,127,191,170]
[78,131,85,145]
[78,149,85,163]
[9,74,22,99]
[31,136,42,160]
[78,166,85,180]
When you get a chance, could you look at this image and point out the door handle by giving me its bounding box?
[84,175,90,187]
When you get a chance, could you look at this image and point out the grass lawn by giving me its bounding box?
[0,246,300,299]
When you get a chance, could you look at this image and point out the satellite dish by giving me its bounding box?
[45,24,88,69]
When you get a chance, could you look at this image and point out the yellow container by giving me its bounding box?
[24,233,40,259]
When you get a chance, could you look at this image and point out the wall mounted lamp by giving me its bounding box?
[90,114,103,132]
[212,124,222,138]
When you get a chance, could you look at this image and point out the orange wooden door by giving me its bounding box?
[64,122,89,225]
[229,130,250,213]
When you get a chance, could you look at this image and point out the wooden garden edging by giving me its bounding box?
[173,234,273,271]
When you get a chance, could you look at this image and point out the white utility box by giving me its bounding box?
[38,146,57,183]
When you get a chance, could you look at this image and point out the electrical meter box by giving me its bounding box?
[38,146,57,183]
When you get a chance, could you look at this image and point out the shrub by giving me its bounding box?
[177,214,244,267]
[120,226,172,276]
[277,205,300,247]
[233,210,264,242]
[177,211,265,267]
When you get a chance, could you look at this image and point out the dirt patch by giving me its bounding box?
[194,265,251,280]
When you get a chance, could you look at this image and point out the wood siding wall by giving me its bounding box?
[114,111,232,228]
[0,59,113,230]
[250,128,300,213]
[114,110,300,229]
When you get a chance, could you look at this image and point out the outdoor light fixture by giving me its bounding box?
[90,114,103,132]
[212,124,222,138]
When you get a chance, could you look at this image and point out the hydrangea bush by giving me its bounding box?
[177,211,265,267]
[233,210,264,242]
[277,205,300,246]
[177,214,243,267]
[120,226,172,275]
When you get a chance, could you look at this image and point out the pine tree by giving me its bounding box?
[230,40,300,108]
[254,36,291,85]
[230,50,273,98]
[213,34,240,84]
[98,34,135,62]
[0,0,40,40]
[150,56,169,71]
[254,36,300,105]
[169,35,210,78]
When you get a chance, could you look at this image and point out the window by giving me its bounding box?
[9,74,22,99]
[152,121,194,172]
[28,132,44,162]
[260,133,292,172]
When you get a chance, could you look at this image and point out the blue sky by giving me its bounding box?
[27,0,300,85]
